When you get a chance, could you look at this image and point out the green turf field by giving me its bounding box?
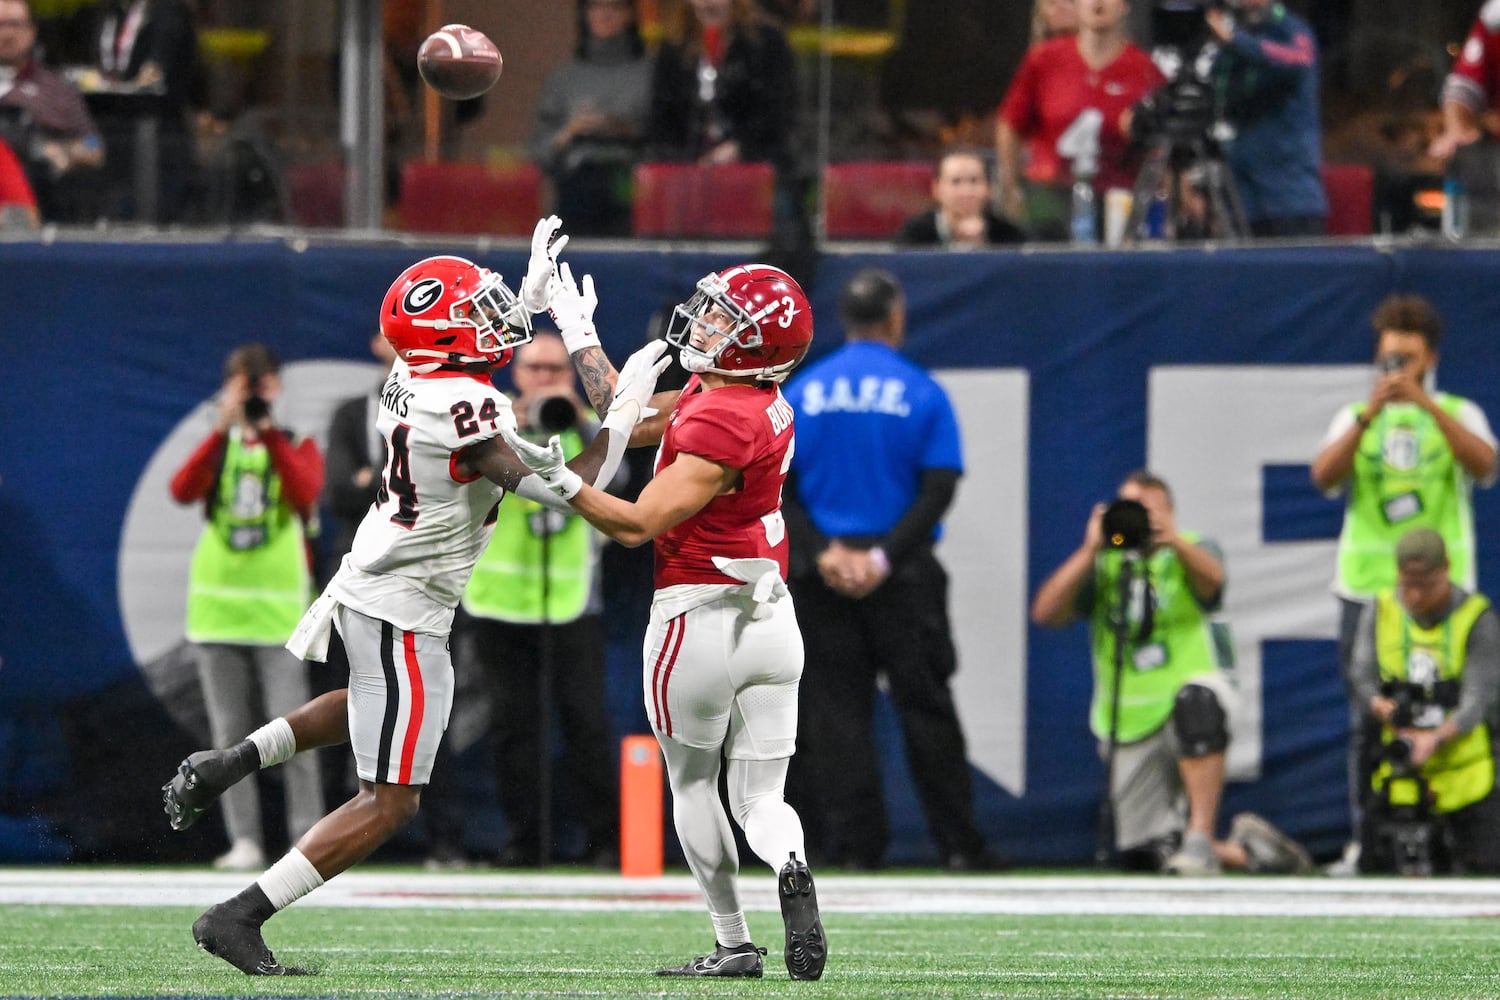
[3,902,1499,999]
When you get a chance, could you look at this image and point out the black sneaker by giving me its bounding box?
[778,853,827,980]
[162,746,255,832]
[655,941,766,977]
[192,902,310,976]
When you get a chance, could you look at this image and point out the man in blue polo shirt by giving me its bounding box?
[782,267,999,871]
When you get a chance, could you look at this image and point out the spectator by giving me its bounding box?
[529,0,650,237]
[1349,527,1500,875]
[320,331,468,870]
[647,0,805,242]
[1311,293,1497,875]
[996,0,1162,240]
[0,132,36,226]
[0,0,103,222]
[85,0,202,223]
[894,146,1027,248]
[459,331,620,868]
[1203,0,1327,237]
[781,268,999,872]
[1031,471,1311,875]
[1429,1,1500,166]
[168,343,325,872]
[1031,0,1078,43]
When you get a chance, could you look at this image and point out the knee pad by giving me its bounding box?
[1173,683,1228,757]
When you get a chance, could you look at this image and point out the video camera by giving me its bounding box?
[1362,681,1456,876]
[1130,0,1237,147]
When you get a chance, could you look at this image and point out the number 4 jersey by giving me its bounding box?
[328,361,514,634]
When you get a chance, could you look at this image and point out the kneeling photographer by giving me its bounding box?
[1349,528,1500,875]
[1032,470,1310,875]
[1200,0,1327,235]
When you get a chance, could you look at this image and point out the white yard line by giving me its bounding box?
[2,868,1499,917]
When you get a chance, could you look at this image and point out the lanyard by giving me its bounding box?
[99,1,146,77]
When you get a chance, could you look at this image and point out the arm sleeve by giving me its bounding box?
[169,431,226,504]
[1452,607,1500,735]
[1348,602,1383,719]
[880,467,959,564]
[264,429,324,519]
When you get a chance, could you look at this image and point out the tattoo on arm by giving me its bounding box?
[573,346,616,414]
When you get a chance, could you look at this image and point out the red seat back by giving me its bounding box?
[823,161,934,239]
[285,162,345,228]
[399,161,543,236]
[632,162,775,238]
[1321,163,1374,236]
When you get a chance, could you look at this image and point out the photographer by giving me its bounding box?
[1032,470,1310,875]
[1347,528,1500,875]
[168,343,325,871]
[1200,0,1327,236]
[456,330,620,867]
[1311,293,1497,874]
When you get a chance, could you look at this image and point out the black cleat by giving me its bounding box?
[162,746,254,832]
[655,941,766,977]
[779,853,827,980]
[192,902,310,976]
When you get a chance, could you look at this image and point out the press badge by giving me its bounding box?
[1132,643,1168,671]
[1382,492,1423,524]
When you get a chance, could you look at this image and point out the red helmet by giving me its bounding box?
[380,255,532,373]
[666,263,813,383]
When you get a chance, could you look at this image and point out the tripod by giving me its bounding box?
[1126,127,1247,242]
[1095,552,1155,866]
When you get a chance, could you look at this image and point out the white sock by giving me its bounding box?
[710,911,750,948]
[247,717,296,768]
[256,848,324,911]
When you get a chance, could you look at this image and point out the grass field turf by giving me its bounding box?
[4,899,1500,999]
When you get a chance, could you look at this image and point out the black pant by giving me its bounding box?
[463,613,618,859]
[788,547,988,866]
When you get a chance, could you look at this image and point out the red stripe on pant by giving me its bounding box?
[398,630,425,784]
[651,614,686,737]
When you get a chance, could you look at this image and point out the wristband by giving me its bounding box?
[542,467,584,500]
[601,399,641,437]
[557,322,600,355]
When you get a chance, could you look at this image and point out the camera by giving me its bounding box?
[528,394,579,434]
[242,395,270,423]
[1130,1,1233,146]
[1102,498,1151,551]
[1379,352,1411,374]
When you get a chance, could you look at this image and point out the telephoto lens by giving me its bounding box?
[530,395,578,433]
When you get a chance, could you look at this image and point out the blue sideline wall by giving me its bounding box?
[2,240,1498,865]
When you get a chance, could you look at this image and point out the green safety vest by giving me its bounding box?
[1088,532,1225,744]
[1372,590,1494,815]
[462,424,595,624]
[1337,395,1479,596]
[185,427,311,645]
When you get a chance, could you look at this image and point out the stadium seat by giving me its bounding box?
[632,162,775,238]
[285,162,345,228]
[823,161,934,239]
[399,161,542,236]
[1321,163,1374,236]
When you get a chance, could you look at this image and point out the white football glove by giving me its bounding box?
[605,340,672,428]
[547,262,600,353]
[501,424,583,499]
[520,215,570,313]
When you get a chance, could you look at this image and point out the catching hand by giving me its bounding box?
[521,215,570,313]
[547,263,600,353]
[501,424,583,499]
[610,340,672,423]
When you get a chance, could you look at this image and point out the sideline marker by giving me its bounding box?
[620,734,664,877]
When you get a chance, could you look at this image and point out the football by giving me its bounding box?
[417,24,502,101]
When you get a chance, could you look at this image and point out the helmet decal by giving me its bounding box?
[402,278,445,315]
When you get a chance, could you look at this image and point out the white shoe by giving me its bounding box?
[1163,831,1222,875]
[1230,813,1315,874]
[1323,840,1361,878]
[213,838,266,872]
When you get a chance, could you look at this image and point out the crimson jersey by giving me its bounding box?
[653,374,795,589]
[1444,1,1500,111]
[997,35,1164,192]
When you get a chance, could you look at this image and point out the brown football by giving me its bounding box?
[417,24,502,101]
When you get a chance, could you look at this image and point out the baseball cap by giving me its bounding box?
[1395,527,1447,571]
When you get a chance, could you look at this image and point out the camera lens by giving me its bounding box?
[530,395,578,433]
[242,395,270,423]
[1102,499,1151,551]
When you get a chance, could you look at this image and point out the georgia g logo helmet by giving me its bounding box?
[666,263,814,382]
[380,255,533,373]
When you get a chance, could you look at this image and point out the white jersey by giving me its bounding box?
[328,361,515,634]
